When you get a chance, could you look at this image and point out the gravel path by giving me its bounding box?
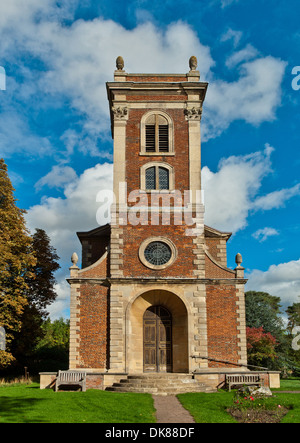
[153,395,195,423]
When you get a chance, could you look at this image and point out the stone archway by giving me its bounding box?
[127,289,189,374]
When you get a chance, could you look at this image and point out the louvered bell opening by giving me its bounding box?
[145,125,156,152]
[159,125,169,152]
[159,167,169,190]
[146,166,156,190]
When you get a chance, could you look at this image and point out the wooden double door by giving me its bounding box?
[143,306,172,372]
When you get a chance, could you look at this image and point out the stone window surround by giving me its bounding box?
[140,110,174,155]
[138,236,177,270]
[140,161,175,192]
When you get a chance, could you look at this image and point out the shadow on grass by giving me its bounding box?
[0,396,48,423]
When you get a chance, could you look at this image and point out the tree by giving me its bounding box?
[32,318,70,373]
[12,229,60,365]
[286,302,300,333]
[245,291,284,340]
[0,159,36,369]
[246,326,277,367]
[245,291,290,371]
[285,302,300,376]
[26,228,60,318]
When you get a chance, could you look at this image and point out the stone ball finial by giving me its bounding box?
[71,252,79,266]
[235,253,243,266]
[116,56,124,71]
[189,55,198,71]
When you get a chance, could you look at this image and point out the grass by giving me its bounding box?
[1,379,300,423]
[273,378,300,391]
[178,379,300,423]
[0,383,156,423]
[178,391,238,423]
[178,391,300,423]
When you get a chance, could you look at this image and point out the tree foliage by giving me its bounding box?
[285,302,300,376]
[12,229,61,366]
[286,303,300,333]
[245,291,284,340]
[246,326,277,366]
[245,291,300,374]
[33,318,70,372]
[0,159,36,369]
[26,229,60,317]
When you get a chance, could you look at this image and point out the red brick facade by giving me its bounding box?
[206,284,239,368]
[77,282,109,369]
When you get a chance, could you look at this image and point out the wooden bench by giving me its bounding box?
[226,374,262,392]
[55,370,87,392]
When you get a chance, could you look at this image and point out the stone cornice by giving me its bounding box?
[67,276,247,286]
[107,277,248,285]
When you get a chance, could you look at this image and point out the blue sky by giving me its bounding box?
[0,0,300,319]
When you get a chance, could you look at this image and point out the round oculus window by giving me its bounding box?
[144,241,172,266]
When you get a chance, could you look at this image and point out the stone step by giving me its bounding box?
[113,382,206,389]
[127,373,194,379]
[118,379,200,386]
[106,373,216,394]
[106,386,215,394]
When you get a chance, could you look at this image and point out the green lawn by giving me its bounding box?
[0,383,156,423]
[1,380,300,423]
[273,378,300,391]
[178,380,300,423]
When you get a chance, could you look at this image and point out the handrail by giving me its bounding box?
[191,355,269,371]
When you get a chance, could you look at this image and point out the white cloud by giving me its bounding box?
[202,145,273,232]
[252,184,300,211]
[0,111,53,157]
[252,227,280,242]
[247,260,300,309]
[35,19,214,133]
[26,163,113,265]
[48,278,71,320]
[221,28,243,47]
[203,57,287,140]
[225,44,260,68]
[35,165,78,190]
[203,144,300,234]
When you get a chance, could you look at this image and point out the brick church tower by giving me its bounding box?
[68,57,248,388]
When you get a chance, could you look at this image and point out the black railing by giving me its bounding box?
[191,355,269,371]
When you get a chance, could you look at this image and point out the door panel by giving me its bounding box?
[143,306,172,372]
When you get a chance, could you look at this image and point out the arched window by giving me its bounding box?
[141,162,174,191]
[140,111,174,155]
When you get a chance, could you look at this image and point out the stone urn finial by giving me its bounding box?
[71,252,79,266]
[235,253,243,267]
[189,55,198,71]
[116,56,124,71]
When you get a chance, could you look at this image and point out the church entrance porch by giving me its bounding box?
[143,306,172,373]
[126,289,189,374]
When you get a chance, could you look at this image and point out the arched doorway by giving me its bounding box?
[143,306,172,372]
[127,289,189,374]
